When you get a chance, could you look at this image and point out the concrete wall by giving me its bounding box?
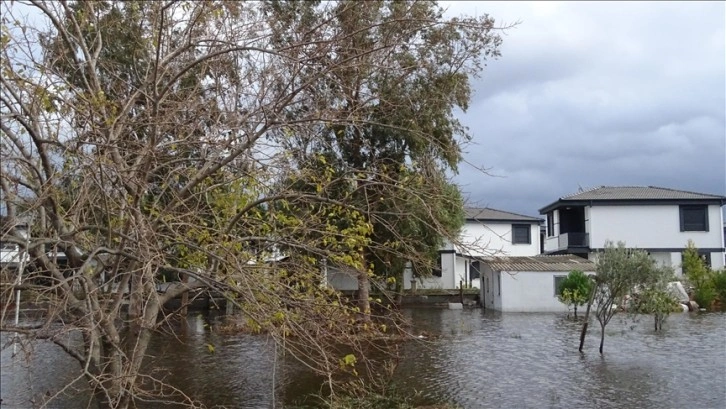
[499,271,571,312]
[458,221,541,257]
[481,270,595,313]
[589,204,724,250]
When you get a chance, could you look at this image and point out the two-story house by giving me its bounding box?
[539,186,726,273]
[404,207,543,289]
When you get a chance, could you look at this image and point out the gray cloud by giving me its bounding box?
[444,1,726,216]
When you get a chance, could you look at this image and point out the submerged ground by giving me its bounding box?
[2,309,725,408]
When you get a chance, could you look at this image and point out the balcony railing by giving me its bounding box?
[558,232,589,249]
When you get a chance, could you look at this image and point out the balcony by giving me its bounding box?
[544,232,589,253]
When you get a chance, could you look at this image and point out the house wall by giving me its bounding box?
[498,270,596,313]
[589,204,723,250]
[402,251,456,290]
[480,264,501,310]
[442,252,457,288]
[326,266,359,291]
[455,257,468,287]
[458,221,541,257]
[544,210,559,252]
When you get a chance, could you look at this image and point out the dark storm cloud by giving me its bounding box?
[444,1,726,216]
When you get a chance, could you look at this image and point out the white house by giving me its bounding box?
[0,223,30,271]
[480,255,596,312]
[539,186,726,273]
[404,207,543,290]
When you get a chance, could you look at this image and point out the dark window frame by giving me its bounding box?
[432,254,442,277]
[470,260,481,280]
[698,251,712,268]
[679,205,709,232]
[546,213,554,237]
[512,223,532,244]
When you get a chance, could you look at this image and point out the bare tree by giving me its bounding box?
[1,1,505,407]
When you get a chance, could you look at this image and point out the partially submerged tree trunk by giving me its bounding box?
[579,282,598,352]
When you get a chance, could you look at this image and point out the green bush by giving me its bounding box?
[556,270,594,318]
[693,285,717,310]
[710,269,726,307]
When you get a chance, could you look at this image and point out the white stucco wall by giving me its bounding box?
[402,252,456,290]
[498,270,596,313]
[458,221,541,257]
[326,266,359,291]
[480,264,501,310]
[455,257,467,287]
[589,204,724,250]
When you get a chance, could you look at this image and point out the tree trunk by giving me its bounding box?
[180,273,189,317]
[599,323,606,354]
[574,305,578,319]
[357,269,371,322]
[578,283,598,352]
[129,271,142,322]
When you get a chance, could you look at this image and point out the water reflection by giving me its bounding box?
[2,310,725,408]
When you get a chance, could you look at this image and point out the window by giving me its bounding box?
[432,254,442,277]
[497,273,501,295]
[470,261,481,280]
[554,275,567,296]
[546,213,554,237]
[699,251,712,268]
[680,205,708,232]
[512,224,531,244]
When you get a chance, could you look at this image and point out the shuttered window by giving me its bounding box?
[512,224,531,244]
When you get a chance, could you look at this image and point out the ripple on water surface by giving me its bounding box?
[395,309,726,409]
[2,310,725,408]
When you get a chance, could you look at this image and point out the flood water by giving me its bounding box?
[2,309,725,408]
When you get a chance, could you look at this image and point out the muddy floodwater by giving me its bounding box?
[2,309,725,408]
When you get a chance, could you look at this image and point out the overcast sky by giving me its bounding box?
[441,1,726,217]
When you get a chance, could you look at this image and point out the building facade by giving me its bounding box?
[405,207,543,290]
[539,186,726,273]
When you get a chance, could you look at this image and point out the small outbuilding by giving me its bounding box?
[480,255,596,312]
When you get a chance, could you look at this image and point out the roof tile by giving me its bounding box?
[465,207,542,222]
[561,186,725,201]
[483,255,596,272]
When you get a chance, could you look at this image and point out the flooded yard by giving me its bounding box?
[2,309,724,408]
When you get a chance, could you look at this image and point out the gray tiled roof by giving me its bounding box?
[539,186,726,213]
[483,255,596,272]
[465,207,542,223]
[561,186,725,201]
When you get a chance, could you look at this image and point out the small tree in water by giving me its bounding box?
[592,242,656,354]
[633,270,678,331]
[682,240,717,309]
[557,270,593,318]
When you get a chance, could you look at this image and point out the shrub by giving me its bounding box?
[556,270,594,318]
[693,286,717,310]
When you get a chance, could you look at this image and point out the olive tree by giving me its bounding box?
[633,267,678,331]
[588,242,657,353]
[0,1,506,407]
[557,270,593,318]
